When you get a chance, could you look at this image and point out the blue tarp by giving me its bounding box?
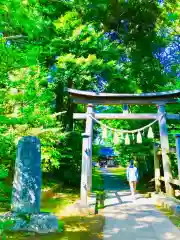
[99,147,117,157]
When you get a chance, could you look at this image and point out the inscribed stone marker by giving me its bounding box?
[11,136,41,213]
[0,136,59,233]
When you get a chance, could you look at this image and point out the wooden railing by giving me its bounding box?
[159,176,180,187]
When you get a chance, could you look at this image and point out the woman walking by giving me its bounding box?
[126,160,138,200]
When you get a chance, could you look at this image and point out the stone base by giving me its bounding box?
[0,212,59,234]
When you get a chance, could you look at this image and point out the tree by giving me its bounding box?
[0,0,179,188]
[49,10,137,129]
[0,1,63,173]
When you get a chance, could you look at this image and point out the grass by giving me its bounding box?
[92,168,104,192]
[3,215,104,240]
[1,179,105,240]
[40,184,79,215]
[109,167,126,180]
[92,168,105,211]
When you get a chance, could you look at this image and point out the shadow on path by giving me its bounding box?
[101,168,180,240]
[101,168,128,192]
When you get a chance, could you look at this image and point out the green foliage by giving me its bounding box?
[51,10,135,93]
[0,165,8,179]
[58,220,64,233]
[169,152,178,178]
[0,62,62,172]
[54,131,82,186]
[72,0,179,91]
[0,164,11,209]
[0,219,14,240]
[17,213,31,223]
[92,169,105,212]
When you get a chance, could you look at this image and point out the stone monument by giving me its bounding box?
[0,136,59,234]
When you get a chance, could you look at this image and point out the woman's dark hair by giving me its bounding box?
[129,160,134,166]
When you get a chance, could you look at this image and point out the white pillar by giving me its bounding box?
[85,104,94,193]
[175,134,180,179]
[158,104,174,196]
[80,133,89,205]
[123,104,128,114]
[154,143,161,193]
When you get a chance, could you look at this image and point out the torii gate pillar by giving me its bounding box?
[158,104,174,196]
[175,134,180,179]
[80,133,89,205]
[80,104,94,205]
[153,143,161,193]
[85,104,94,193]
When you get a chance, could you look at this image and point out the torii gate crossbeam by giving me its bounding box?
[73,113,180,120]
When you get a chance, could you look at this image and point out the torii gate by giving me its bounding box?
[68,88,180,205]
